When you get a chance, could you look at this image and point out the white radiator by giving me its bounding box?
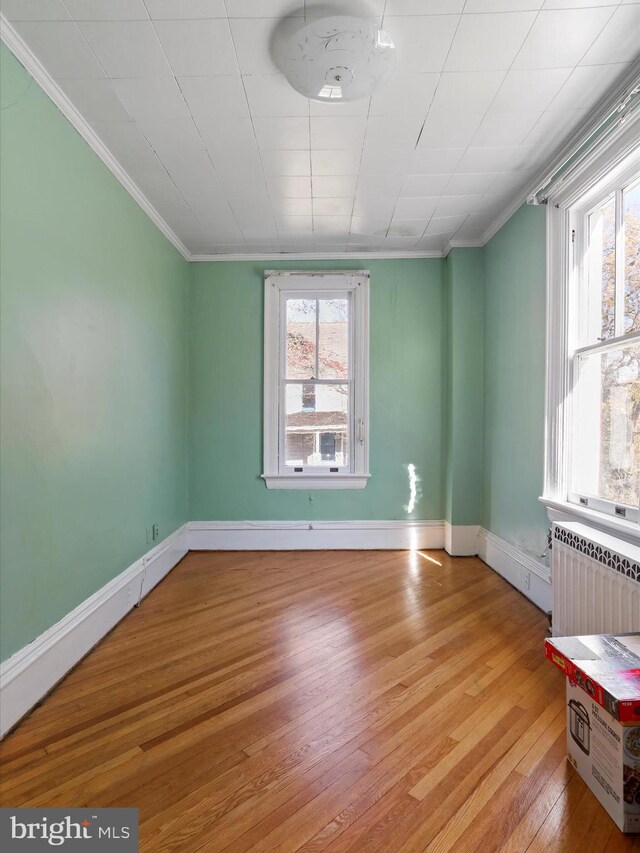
[552,522,640,636]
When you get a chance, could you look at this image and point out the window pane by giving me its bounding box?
[285,383,348,467]
[573,342,639,508]
[587,195,616,342]
[318,298,349,379]
[624,178,640,335]
[286,299,316,379]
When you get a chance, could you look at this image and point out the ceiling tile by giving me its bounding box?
[243,74,309,117]
[384,15,459,72]
[63,1,148,20]
[230,17,300,75]
[156,147,223,202]
[548,63,629,112]
[266,176,312,197]
[13,22,106,77]
[464,0,542,10]
[388,218,428,238]
[393,197,439,219]
[208,148,263,177]
[275,215,313,235]
[310,117,367,150]
[309,98,370,117]
[350,216,390,237]
[445,173,494,195]
[542,0,618,8]
[313,176,359,197]
[471,111,542,148]
[311,150,361,176]
[225,0,305,16]
[417,112,484,148]
[112,78,190,121]
[352,195,397,219]
[313,216,352,236]
[455,146,539,173]
[78,21,172,77]
[197,116,258,152]
[143,0,227,18]
[429,70,505,114]
[177,76,248,119]
[254,116,310,149]
[312,198,354,217]
[512,7,616,70]
[434,194,484,216]
[137,118,205,157]
[369,71,439,117]
[219,167,268,198]
[490,68,573,113]
[356,174,403,196]
[271,197,312,216]
[359,148,413,176]
[56,78,132,121]
[262,149,311,176]
[444,12,536,71]
[1,0,70,20]
[401,174,451,196]
[487,171,532,195]
[90,119,161,175]
[580,4,640,66]
[416,233,449,250]
[384,0,464,12]
[382,235,421,248]
[409,148,465,174]
[522,108,589,149]
[154,19,238,76]
[424,214,467,235]
[364,115,424,149]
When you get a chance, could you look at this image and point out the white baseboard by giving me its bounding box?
[478,527,552,613]
[0,524,188,739]
[188,519,445,551]
[444,522,480,556]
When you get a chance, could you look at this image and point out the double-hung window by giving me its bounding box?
[262,271,370,489]
[570,171,640,522]
[544,128,640,534]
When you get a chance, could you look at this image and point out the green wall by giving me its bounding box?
[483,204,549,558]
[0,45,189,661]
[188,259,444,521]
[444,248,485,527]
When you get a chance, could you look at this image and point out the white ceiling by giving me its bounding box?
[2,0,639,257]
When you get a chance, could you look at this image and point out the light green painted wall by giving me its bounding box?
[188,259,445,521]
[0,45,189,661]
[444,248,485,526]
[483,203,549,558]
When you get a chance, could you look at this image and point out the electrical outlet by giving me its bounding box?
[152,523,159,541]
[521,566,531,590]
[146,527,153,545]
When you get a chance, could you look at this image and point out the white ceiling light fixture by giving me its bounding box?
[278,16,396,103]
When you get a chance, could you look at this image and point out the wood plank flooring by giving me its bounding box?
[1,549,639,852]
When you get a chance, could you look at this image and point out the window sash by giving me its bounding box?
[567,169,640,523]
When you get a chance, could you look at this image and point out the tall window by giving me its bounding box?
[263,272,369,489]
[569,170,640,522]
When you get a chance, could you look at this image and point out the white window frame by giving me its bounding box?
[262,271,370,490]
[542,119,640,542]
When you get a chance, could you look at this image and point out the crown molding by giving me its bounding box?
[190,250,444,261]
[0,14,191,261]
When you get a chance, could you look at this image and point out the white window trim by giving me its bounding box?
[262,270,370,490]
[542,114,640,541]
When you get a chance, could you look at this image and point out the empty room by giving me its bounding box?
[1,1,639,851]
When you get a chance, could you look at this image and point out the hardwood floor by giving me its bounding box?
[1,549,638,852]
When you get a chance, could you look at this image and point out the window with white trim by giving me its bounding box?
[568,167,640,523]
[262,271,369,490]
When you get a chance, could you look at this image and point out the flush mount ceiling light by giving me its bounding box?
[278,16,396,102]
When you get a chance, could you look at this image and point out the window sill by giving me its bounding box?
[539,496,640,547]
[262,474,370,490]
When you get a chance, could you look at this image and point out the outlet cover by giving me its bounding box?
[152,523,159,541]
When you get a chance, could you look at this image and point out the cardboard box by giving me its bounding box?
[565,680,640,833]
[546,633,640,833]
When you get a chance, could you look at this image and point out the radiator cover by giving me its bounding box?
[552,522,640,637]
